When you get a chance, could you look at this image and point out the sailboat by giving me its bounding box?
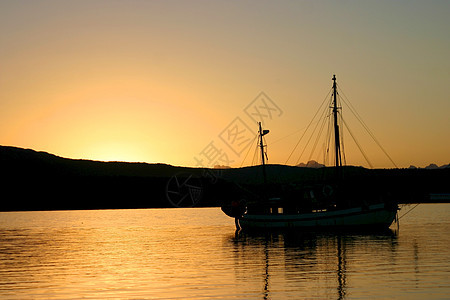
[222,75,398,231]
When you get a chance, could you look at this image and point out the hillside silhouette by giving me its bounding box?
[1,145,449,211]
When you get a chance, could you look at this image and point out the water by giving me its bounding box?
[0,204,449,299]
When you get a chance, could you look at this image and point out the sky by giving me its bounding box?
[1,0,449,168]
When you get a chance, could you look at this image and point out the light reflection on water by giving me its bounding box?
[0,204,449,299]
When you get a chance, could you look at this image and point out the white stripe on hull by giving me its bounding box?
[239,203,397,230]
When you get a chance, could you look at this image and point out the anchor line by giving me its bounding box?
[398,203,420,220]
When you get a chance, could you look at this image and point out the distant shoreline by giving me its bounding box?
[1,145,449,211]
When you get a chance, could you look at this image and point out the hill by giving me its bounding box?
[0,146,206,210]
[1,145,449,211]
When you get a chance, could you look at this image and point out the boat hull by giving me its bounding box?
[238,203,397,230]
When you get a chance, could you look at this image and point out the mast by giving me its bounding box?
[332,75,342,175]
[258,122,269,184]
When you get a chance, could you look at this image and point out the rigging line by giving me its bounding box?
[324,107,334,166]
[318,126,331,167]
[338,86,398,168]
[324,95,335,165]
[308,108,329,163]
[324,112,333,166]
[251,141,260,166]
[295,97,331,165]
[341,117,374,168]
[285,88,332,164]
[268,123,315,146]
[240,134,258,167]
[252,131,263,167]
[251,145,257,166]
[342,93,398,168]
[338,101,347,166]
[398,203,420,220]
[264,136,269,161]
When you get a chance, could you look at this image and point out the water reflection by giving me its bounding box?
[336,236,346,299]
[0,206,448,299]
[229,229,398,299]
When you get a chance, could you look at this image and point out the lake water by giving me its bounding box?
[0,204,449,299]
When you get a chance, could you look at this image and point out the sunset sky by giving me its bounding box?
[1,0,449,168]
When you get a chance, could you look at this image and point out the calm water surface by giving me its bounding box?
[0,204,449,299]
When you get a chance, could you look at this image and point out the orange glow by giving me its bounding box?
[1,1,449,168]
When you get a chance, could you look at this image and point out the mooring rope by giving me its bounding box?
[398,203,420,220]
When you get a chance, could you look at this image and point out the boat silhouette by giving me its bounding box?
[222,75,399,231]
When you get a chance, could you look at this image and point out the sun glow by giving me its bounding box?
[85,142,150,163]
[1,1,449,168]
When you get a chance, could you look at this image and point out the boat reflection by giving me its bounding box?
[229,229,398,299]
